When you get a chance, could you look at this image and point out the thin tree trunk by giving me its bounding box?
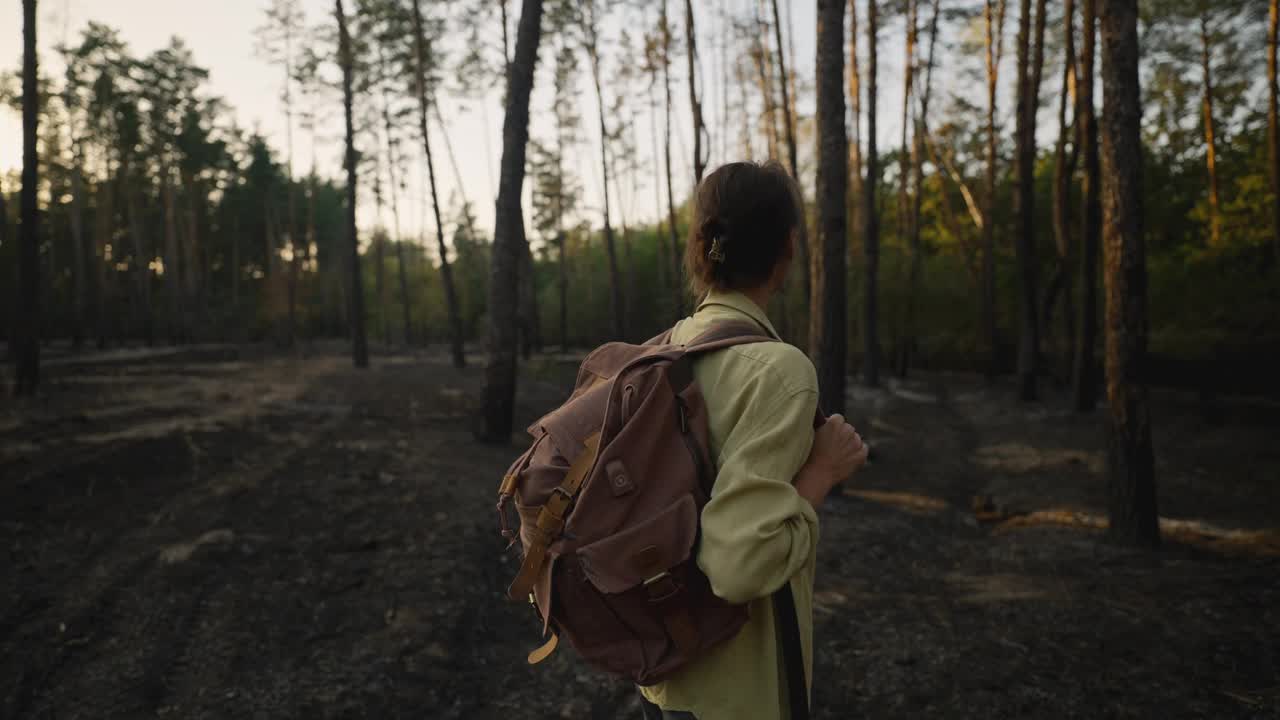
[1199,13,1223,249]
[662,0,683,316]
[1073,0,1101,412]
[848,0,861,268]
[585,3,625,339]
[753,0,781,161]
[373,155,389,346]
[479,0,544,442]
[1098,0,1157,547]
[903,0,941,379]
[16,0,39,395]
[122,157,153,346]
[816,0,847,415]
[982,0,1007,380]
[70,151,86,349]
[863,0,880,388]
[558,231,568,352]
[379,57,412,346]
[412,0,465,368]
[1270,0,1280,265]
[163,172,182,343]
[1014,0,1046,400]
[686,0,707,185]
[1047,0,1079,375]
[895,0,918,377]
[335,0,368,369]
[771,0,812,349]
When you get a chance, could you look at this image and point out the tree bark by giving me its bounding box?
[479,0,544,442]
[16,1,39,395]
[412,0,465,368]
[1073,0,1101,412]
[1047,0,1079,374]
[982,0,1007,380]
[585,2,625,339]
[863,0,881,388]
[1199,13,1223,249]
[662,0,684,316]
[163,173,183,344]
[686,0,707,185]
[1014,0,1046,400]
[848,0,861,267]
[70,151,86,349]
[335,0,368,369]
[903,0,941,379]
[816,0,848,415]
[1098,0,1158,548]
[895,0,918,377]
[1270,0,1280,264]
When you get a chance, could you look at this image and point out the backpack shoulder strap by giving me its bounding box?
[681,320,778,355]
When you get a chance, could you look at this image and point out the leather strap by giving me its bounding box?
[507,432,602,601]
[773,582,809,720]
[526,631,559,665]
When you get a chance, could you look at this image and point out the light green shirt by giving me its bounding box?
[639,290,820,720]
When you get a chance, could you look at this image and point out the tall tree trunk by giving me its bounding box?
[770,0,812,351]
[1047,0,1079,374]
[895,0,918,377]
[412,0,465,368]
[1014,0,1046,400]
[1098,0,1157,548]
[1199,13,1223,249]
[163,173,182,344]
[585,3,625,339]
[335,0,368,369]
[903,0,941,379]
[662,0,684,316]
[16,1,39,395]
[848,0,861,267]
[479,0,544,442]
[816,0,847,416]
[373,156,389,346]
[686,0,707,185]
[70,151,86,349]
[982,0,1007,380]
[863,0,881,388]
[1270,0,1280,265]
[1073,0,1101,412]
[379,59,412,346]
[558,231,568,352]
[122,157,152,346]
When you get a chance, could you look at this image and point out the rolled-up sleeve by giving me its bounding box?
[696,353,819,605]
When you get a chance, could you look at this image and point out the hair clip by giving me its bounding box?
[708,237,726,263]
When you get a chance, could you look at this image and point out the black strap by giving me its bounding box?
[772,582,809,720]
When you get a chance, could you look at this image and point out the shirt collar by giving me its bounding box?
[696,290,780,339]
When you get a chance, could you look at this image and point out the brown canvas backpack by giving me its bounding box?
[496,321,811,718]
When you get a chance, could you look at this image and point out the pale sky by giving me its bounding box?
[0,1,980,248]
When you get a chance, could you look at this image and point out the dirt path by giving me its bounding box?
[2,347,1277,719]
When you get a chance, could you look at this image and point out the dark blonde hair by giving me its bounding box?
[684,161,802,295]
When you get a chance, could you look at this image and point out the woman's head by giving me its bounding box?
[685,161,802,297]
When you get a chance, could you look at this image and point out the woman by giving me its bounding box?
[639,161,868,719]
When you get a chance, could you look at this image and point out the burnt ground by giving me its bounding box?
[1,343,1277,720]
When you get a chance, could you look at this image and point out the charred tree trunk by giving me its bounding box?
[903,0,941,379]
[378,64,412,346]
[1013,0,1046,400]
[981,0,1007,380]
[1270,0,1280,265]
[558,231,569,353]
[686,0,707,185]
[163,173,183,344]
[1199,13,1223,249]
[70,152,86,349]
[770,0,811,346]
[15,1,39,395]
[1046,0,1079,375]
[848,0,861,265]
[335,0,368,369]
[585,3,625,339]
[863,0,881,388]
[1073,0,1101,412]
[815,0,848,415]
[479,0,544,442]
[1098,0,1157,547]
[662,0,683,316]
[412,0,465,368]
[896,0,918,377]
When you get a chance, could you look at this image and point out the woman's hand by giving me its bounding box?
[795,414,868,509]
